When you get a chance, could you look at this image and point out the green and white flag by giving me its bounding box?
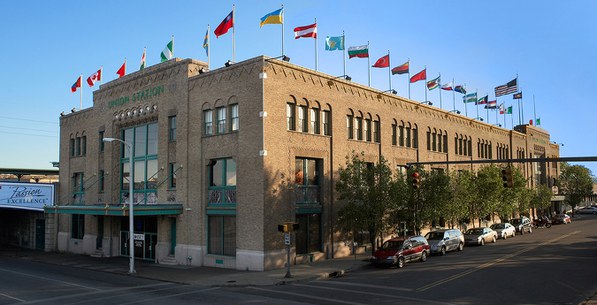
[161,38,173,62]
[348,45,369,58]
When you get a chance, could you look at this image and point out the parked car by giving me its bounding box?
[464,227,498,246]
[576,207,597,215]
[490,223,516,239]
[371,236,430,268]
[509,216,533,234]
[425,229,464,255]
[551,214,571,224]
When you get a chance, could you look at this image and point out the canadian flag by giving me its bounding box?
[86,68,102,87]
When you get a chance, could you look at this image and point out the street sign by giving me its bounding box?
[284,233,290,245]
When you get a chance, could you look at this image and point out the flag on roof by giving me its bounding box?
[391,61,409,75]
[325,36,344,51]
[348,45,368,58]
[140,48,146,70]
[495,78,518,97]
[116,61,126,78]
[294,23,317,39]
[485,100,497,109]
[441,81,453,91]
[372,54,389,68]
[215,11,234,38]
[454,85,466,94]
[161,38,173,62]
[426,76,440,90]
[71,76,82,92]
[260,8,283,27]
[476,95,488,105]
[86,68,102,87]
[536,118,541,125]
[506,106,513,114]
[410,68,426,83]
[202,29,209,56]
[499,103,506,114]
[463,92,477,103]
[513,92,522,99]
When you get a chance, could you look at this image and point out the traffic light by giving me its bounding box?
[277,222,299,232]
[412,171,421,189]
[501,168,513,188]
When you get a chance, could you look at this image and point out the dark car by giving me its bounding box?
[552,214,571,224]
[371,236,430,268]
[509,216,533,234]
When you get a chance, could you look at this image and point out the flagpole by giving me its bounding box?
[520,89,524,124]
[407,59,411,100]
[475,89,479,120]
[232,4,236,63]
[438,73,442,109]
[314,18,318,71]
[452,78,456,112]
[172,35,175,58]
[207,24,211,69]
[387,50,391,91]
[424,65,427,103]
[342,31,346,76]
[367,41,371,87]
[79,74,82,110]
[281,5,284,56]
[463,84,468,117]
[99,66,103,86]
[533,94,536,126]
[495,102,498,123]
[503,106,507,128]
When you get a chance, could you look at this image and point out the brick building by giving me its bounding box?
[46,56,560,271]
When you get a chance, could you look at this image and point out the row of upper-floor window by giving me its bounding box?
[286,103,332,136]
[203,104,239,136]
[69,136,87,157]
[346,114,381,143]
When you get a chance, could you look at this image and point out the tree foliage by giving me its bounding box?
[559,163,593,210]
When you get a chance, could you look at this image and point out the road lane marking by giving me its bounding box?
[292,283,456,305]
[250,286,368,305]
[318,280,413,292]
[0,292,26,302]
[416,231,580,292]
[17,283,173,304]
[0,267,102,291]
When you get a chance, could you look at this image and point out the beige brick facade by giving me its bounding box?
[50,56,560,271]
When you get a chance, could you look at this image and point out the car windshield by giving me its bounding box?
[381,240,404,250]
[491,224,505,229]
[466,228,484,235]
[425,232,444,240]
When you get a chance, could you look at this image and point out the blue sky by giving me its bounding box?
[1,0,596,176]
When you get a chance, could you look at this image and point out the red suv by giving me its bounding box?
[371,236,430,268]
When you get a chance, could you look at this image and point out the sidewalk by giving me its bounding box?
[0,247,371,287]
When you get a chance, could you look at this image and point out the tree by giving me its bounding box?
[498,166,527,221]
[420,170,452,229]
[335,152,395,255]
[473,166,503,226]
[532,185,554,217]
[559,163,594,213]
[449,170,475,230]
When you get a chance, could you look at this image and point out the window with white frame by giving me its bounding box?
[204,109,213,135]
[217,107,226,134]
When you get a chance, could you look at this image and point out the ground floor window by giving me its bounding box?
[295,213,321,254]
[208,215,236,256]
[71,214,84,239]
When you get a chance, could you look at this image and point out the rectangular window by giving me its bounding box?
[217,107,227,134]
[119,123,158,205]
[294,158,321,204]
[374,121,380,143]
[443,134,448,153]
[298,106,308,132]
[286,103,296,131]
[347,115,354,139]
[413,128,418,148]
[427,131,431,150]
[364,119,371,141]
[399,125,405,146]
[72,172,84,204]
[208,215,236,256]
[99,170,105,192]
[75,137,81,156]
[392,124,397,145]
[310,108,320,134]
[209,158,237,187]
[168,116,177,141]
[356,117,363,140]
[169,163,177,189]
[204,110,213,136]
[81,136,87,156]
[70,138,75,157]
[71,214,85,239]
[99,131,105,152]
[230,104,239,131]
[405,126,411,147]
[322,110,331,136]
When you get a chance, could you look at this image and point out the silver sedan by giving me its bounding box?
[464,227,498,245]
[490,223,516,239]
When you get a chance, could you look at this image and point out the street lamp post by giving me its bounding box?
[103,137,135,274]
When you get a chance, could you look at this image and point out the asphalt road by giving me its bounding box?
[227,215,597,305]
[0,215,595,305]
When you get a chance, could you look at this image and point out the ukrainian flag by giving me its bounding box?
[260,8,283,27]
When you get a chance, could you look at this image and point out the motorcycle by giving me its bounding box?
[533,216,552,228]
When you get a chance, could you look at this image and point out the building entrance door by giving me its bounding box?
[35,219,45,250]
[119,216,157,261]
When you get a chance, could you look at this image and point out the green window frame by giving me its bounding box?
[71,214,85,239]
[208,158,236,206]
[72,172,84,204]
[119,123,159,205]
[168,116,177,142]
[208,215,236,256]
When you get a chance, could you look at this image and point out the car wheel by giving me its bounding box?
[397,257,405,268]
[503,233,507,240]
[458,242,464,251]
[420,251,427,262]
[512,231,516,237]
[492,236,497,243]
[529,227,533,233]
[480,239,485,246]
[440,246,446,256]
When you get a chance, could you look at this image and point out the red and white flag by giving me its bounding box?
[86,68,102,87]
[294,23,317,39]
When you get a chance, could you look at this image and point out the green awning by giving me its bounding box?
[44,203,183,216]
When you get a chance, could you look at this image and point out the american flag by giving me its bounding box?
[495,78,518,97]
